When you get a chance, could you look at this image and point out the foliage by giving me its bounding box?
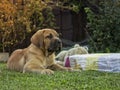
[53,0,83,13]
[30,6,56,29]
[85,0,120,53]
[0,0,17,52]
[0,63,120,90]
[0,0,56,52]
[23,0,55,30]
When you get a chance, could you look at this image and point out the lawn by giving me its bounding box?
[0,63,120,90]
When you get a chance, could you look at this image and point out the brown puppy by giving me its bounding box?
[7,29,71,74]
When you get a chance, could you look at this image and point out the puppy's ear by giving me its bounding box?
[31,30,44,48]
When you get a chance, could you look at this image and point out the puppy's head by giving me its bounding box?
[31,29,62,54]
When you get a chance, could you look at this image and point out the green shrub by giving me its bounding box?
[86,0,120,53]
[0,0,56,52]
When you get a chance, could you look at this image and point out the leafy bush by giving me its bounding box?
[86,0,120,53]
[0,0,16,51]
[0,0,56,52]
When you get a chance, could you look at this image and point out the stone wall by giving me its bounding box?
[0,53,9,62]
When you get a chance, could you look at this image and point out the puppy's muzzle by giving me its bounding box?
[48,38,62,53]
[54,38,62,51]
[55,39,61,46]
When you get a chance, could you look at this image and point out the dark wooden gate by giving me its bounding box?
[53,8,73,41]
[53,7,87,42]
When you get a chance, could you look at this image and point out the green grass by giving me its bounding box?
[0,63,120,90]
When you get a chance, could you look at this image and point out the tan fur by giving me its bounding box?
[7,29,71,74]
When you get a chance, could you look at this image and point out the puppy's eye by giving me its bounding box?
[46,33,53,39]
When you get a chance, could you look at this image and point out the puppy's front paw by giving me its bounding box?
[65,67,82,72]
[65,67,73,72]
[41,69,54,75]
